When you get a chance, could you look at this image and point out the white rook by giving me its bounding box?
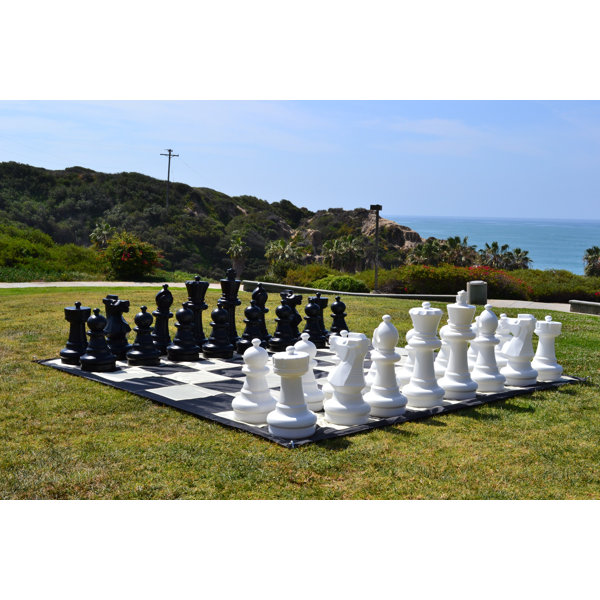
[324,332,371,426]
[532,315,563,382]
[471,305,506,393]
[403,302,445,409]
[267,346,317,439]
[232,338,277,424]
[364,315,407,417]
[438,291,478,401]
[500,314,538,386]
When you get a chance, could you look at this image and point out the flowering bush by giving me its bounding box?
[102,231,162,280]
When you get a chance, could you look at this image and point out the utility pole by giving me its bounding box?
[160,148,179,210]
[370,204,382,293]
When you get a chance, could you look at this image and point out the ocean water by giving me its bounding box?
[385,215,600,275]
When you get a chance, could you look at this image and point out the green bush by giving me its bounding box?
[102,231,162,280]
[356,265,531,299]
[284,264,337,287]
[312,275,370,293]
[512,269,600,302]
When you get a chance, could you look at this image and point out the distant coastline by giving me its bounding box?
[386,215,600,275]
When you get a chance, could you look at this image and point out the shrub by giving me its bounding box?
[512,269,600,302]
[102,231,162,280]
[312,275,370,293]
[284,264,337,287]
[356,265,531,299]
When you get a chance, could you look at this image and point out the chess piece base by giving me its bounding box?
[501,364,538,387]
[324,393,371,426]
[364,387,407,417]
[167,346,200,362]
[532,361,563,382]
[127,354,161,367]
[403,380,445,408]
[60,349,84,365]
[80,357,117,372]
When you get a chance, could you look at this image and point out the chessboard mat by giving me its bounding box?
[39,349,584,448]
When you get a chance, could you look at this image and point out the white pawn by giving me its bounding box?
[500,314,538,387]
[471,305,506,393]
[438,290,478,401]
[324,332,371,426]
[362,355,378,395]
[402,302,445,409]
[267,346,317,439]
[364,315,407,417]
[396,328,416,388]
[467,317,480,372]
[232,338,277,424]
[295,332,325,411]
[495,313,512,369]
[322,330,347,401]
[532,315,563,382]
[434,323,450,379]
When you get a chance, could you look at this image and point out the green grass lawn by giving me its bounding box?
[1,286,599,499]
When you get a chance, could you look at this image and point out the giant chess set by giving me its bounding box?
[40,269,582,447]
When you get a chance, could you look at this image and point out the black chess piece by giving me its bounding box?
[330,295,349,334]
[303,297,328,348]
[203,300,234,359]
[314,292,329,339]
[102,294,132,360]
[126,306,162,366]
[219,268,241,345]
[251,283,271,343]
[167,305,201,362]
[268,301,296,352]
[79,308,117,372]
[60,301,91,365]
[152,284,174,355]
[236,300,267,355]
[184,275,209,346]
[281,290,302,343]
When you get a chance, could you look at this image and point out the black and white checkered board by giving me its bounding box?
[39,349,583,448]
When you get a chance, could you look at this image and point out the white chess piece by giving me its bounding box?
[471,305,506,393]
[295,332,325,411]
[438,290,478,401]
[500,314,538,386]
[467,317,480,372]
[232,338,277,424]
[396,328,416,388]
[324,332,371,426]
[322,330,346,401]
[532,315,563,382]
[402,302,445,409]
[495,313,512,369]
[364,315,407,417]
[267,346,317,439]
[434,322,450,379]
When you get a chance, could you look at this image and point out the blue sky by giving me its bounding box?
[1,100,599,220]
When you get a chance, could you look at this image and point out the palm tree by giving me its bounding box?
[89,220,115,250]
[583,245,600,276]
[226,234,250,277]
[264,239,304,265]
[510,248,533,270]
[479,241,511,269]
[407,238,444,266]
[444,235,478,266]
[322,236,364,272]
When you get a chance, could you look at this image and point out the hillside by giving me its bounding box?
[0,161,422,278]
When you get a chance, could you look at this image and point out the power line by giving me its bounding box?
[160,148,179,210]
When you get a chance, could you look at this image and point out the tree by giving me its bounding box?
[443,235,478,267]
[264,238,305,265]
[226,232,250,277]
[407,238,444,266]
[510,248,533,270]
[89,219,115,250]
[479,241,511,269]
[583,245,600,276]
[322,236,365,272]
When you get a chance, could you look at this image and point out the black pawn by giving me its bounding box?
[152,284,174,355]
[237,300,267,355]
[268,301,296,352]
[79,308,117,372]
[102,294,132,360]
[314,292,329,339]
[184,275,209,346]
[167,305,201,362]
[281,290,303,343]
[252,283,271,343]
[220,268,241,345]
[330,295,349,334]
[203,300,234,359]
[127,306,162,366]
[303,297,328,348]
[60,301,91,365]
